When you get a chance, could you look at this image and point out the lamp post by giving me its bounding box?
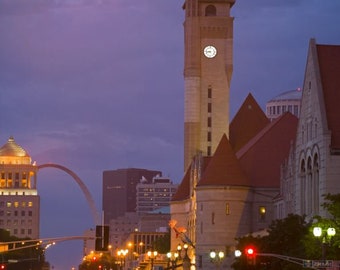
[313,226,336,260]
[167,251,179,270]
[117,249,128,270]
[147,250,158,270]
[209,250,225,270]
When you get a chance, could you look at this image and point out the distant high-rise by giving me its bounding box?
[102,168,161,224]
[136,176,178,213]
[0,137,40,239]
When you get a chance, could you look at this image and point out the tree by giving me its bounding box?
[233,214,310,270]
[0,229,46,270]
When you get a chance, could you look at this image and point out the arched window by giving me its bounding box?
[313,153,319,214]
[205,5,216,16]
[306,157,313,215]
[300,159,306,213]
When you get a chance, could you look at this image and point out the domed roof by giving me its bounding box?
[268,88,302,102]
[0,136,30,157]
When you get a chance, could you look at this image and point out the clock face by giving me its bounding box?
[204,45,217,58]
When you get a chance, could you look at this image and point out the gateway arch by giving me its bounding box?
[37,163,100,225]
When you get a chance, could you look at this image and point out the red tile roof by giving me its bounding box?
[198,134,249,186]
[171,166,191,201]
[237,112,298,188]
[229,93,269,152]
[171,156,211,201]
[316,43,340,150]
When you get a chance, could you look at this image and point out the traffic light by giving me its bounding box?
[0,264,6,270]
[245,246,256,265]
[95,225,109,251]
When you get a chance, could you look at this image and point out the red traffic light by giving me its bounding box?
[245,246,256,257]
[0,264,6,270]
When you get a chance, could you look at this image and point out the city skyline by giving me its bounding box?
[1,0,340,269]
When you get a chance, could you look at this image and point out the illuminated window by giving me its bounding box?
[22,202,26,207]
[14,202,19,208]
[28,202,33,207]
[259,206,266,221]
[6,202,11,208]
[226,203,230,215]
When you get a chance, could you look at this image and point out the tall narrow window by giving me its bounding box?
[207,132,211,142]
[207,146,211,156]
[208,87,212,98]
[208,103,212,113]
[211,212,215,225]
[207,117,212,127]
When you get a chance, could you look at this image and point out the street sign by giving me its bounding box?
[303,260,333,268]
[312,260,333,268]
[303,260,312,268]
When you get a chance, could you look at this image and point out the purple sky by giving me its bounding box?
[1,0,340,269]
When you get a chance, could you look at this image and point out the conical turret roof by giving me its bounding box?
[198,134,249,186]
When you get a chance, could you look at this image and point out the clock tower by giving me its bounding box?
[183,0,235,170]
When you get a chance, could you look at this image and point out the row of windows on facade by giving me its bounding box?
[2,227,33,235]
[0,172,31,180]
[137,203,169,207]
[199,203,267,221]
[137,193,174,198]
[267,104,299,117]
[0,219,34,226]
[0,201,33,207]
[138,197,172,202]
[137,188,177,192]
[0,179,30,188]
[0,210,34,217]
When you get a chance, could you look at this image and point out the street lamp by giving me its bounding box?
[147,250,158,270]
[117,249,128,270]
[210,250,225,269]
[167,251,179,270]
[313,226,336,260]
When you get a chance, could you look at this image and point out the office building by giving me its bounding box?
[102,168,161,224]
[0,136,40,239]
[136,176,178,214]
